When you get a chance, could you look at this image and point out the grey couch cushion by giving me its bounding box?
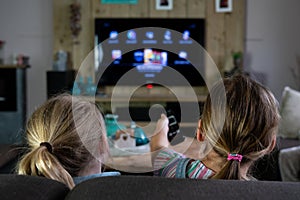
[278,87,300,139]
[0,144,25,174]
[66,176,300,200]
[0,174,69,200]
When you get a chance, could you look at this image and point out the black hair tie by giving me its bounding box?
[40,142,53,153]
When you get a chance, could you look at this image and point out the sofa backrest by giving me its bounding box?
[65,176,300,200]
[1,175,299,200]
[0,174,69,200]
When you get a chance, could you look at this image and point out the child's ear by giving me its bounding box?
[196,119,205,142]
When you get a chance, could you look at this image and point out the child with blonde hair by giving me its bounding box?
[17,94,120,188]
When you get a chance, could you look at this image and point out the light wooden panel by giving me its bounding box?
[224,0,245,58]
[92,0,111,18]
[206,0,226,71]
[168,0,186,18]
[129,0,149,17]
[205,0,245,75]
[110,4,130,17]
[187,0,205,18]
[74,0,94,78]
[53,0,73,65]
[53,0,93,75]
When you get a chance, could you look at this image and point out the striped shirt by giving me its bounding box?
[154,149,214,179]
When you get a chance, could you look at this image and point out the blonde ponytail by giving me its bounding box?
[18,144,75,188]
[17,94,109,189]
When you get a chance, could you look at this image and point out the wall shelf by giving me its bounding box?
[95,94,207,103]
[0,65,29,69]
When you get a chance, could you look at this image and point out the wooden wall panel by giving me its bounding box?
[205,0,245,77]
[92,0,111,18]
[167,0,186,18]
[53,0,93,74]
[187,0,205,18]
[224,0,245,58]
[74,0,93,78]
[206,0,225,71]
[129,0,149,18]
[110,4,130,17]
[205,0,225,85]
[53,0,73,62]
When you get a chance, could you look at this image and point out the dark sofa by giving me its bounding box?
[0,174,69,200]
[1,138,300,200]
[1,174,300,200]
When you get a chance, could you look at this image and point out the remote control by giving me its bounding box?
[167,110,184,145]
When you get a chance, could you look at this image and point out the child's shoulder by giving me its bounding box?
[154,148,214,179]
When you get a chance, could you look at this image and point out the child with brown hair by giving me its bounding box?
[151,75,280,180]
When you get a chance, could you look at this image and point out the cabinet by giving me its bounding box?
[0,65,28,144]
[95,86,207,137]
[46,70,76,98]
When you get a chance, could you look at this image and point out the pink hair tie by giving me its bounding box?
[227,153,243,162]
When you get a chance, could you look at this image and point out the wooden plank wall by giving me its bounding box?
[53,0,245,80]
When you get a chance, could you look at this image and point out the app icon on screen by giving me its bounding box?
[179,51,187,59]
[164,30,171,40]
[134,51,144,62]
[109,31,118,39]
[144,49,153,64]
[144,49,168,65]
[112,50,122,59]
[146,31,154,39]
[161,52,168,65]
[183,30,190,40]
[127,30,136,40]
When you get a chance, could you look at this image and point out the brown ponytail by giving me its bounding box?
[201,75,279,180]
[213,158,241,180]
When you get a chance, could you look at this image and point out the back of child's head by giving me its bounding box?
[17,93,108,188]
[201,75,279,180]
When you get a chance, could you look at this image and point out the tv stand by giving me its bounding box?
[95,85,207,137]
[0,65,28,144]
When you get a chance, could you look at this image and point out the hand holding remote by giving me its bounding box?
[167,110,185,145]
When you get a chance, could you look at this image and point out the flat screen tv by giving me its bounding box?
[94,18,206,87]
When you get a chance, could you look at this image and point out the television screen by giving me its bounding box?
[95,18,205,87]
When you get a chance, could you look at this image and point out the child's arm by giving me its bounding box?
[150,114,170,166]
[150,114,169,151]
